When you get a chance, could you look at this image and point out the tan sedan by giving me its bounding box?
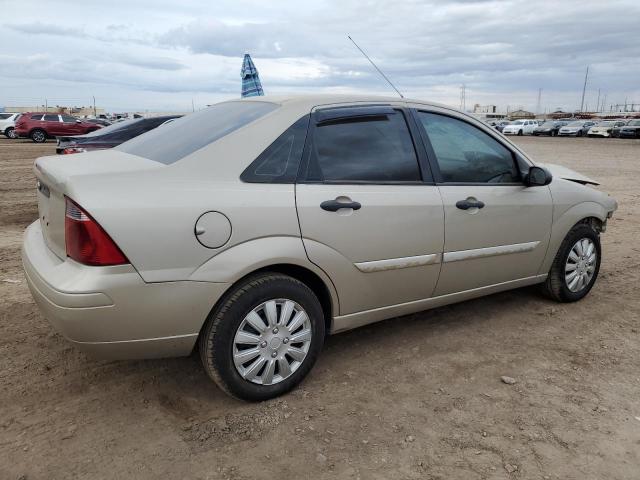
[22,95,617,400]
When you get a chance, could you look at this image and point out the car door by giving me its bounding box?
[43,114,62,136]
[413,109,553,296]
[295,105,444,316]
[60,114,83,135]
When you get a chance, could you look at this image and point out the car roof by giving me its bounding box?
[236,94,450,111]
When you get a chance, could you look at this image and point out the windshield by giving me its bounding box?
[567,122,584,127]
[596,121,614,127]
[510,120,525,125]
[116,101,279,164]
[628,120,640,126]
[541,122,556,127]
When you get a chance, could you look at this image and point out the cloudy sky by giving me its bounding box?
[0,0,638,113]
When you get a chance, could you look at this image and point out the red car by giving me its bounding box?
[14,113,102,143]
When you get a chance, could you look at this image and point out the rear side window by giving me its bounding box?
[241,115,309,183]
[31,114,43,120]
[0,114,10,120]
[61,115,77,122]
[304,111,421,183]
[116,101,278,164]
[418,112,519,184]
[44,114,59,122]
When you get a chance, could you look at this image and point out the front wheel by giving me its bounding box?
[4,127,17,139]
[199,273,325,401]
[543,224,601,302]
[517,130,523,136]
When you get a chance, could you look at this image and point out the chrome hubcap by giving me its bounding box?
[565,238,597,292]
[233,299,312,385]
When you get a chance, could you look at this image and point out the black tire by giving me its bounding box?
[4,127,16,139]
[543,224,601,303]
[517,130,523,136]
[199,273,325,401]
[30,129,47,143]
[577,131,583,137]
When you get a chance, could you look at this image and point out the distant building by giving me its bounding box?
[508,109,535,120]
[2,105,105,116]
[473,104,497,114]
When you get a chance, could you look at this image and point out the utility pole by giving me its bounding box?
[601,94,607,113]
[45,98,48,112]
[460,84,466,111]
[92,96,96,117]
[579,66,589,112]
[596,89,600,112]
[192,98,195,112]
[536,88,542,115]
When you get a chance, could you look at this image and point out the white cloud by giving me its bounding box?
[0,0,639,112]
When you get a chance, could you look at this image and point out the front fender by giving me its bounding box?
[538,201,609,274]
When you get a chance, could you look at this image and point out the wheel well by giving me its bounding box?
[199,264,335,343]
[577,216,604,233]
[251,264,334,333]
[29,128,46,136]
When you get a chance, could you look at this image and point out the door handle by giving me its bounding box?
[456,199,485,210]
[320,199,362,212]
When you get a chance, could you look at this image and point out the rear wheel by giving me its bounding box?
[543,224,601,302]
[577,131,583,137]
[4,127,16,139]
[199,273,325,401]
[517,129,523,136]
[30,129,46,143]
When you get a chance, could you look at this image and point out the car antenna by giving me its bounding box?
[347,35,404,98]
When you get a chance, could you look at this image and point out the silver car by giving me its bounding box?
[22,95,617,401]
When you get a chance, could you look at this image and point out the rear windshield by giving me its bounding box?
[84,118,139,137]
[116,101,278,164]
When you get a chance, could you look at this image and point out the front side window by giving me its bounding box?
[30,114,43,120]
[418,112,519,184]
[44,114,59,122]
[0,114,10,120]
[116,101,278,164]
[61,115,77,123]
[304,111,421,183]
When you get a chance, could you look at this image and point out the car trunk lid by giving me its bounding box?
[33,150,162,260]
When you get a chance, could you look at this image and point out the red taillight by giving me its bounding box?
[65,197,128,266]
[62,147,86,155]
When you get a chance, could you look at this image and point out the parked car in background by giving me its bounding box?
[56,115,182,154]
[618,119,640,138]
[0,112,21,138]
[558,121,595,137]
[493,120,510,132]
[86,118,112,127]
[14,113,103,143]
[587,120,627,138]
[23,95,618,401]
[532,121,567,136]
[502,119,537,135]
[610,120,629,138]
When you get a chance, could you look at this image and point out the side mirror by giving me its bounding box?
[524,166,552,187]
[76,119,82,123]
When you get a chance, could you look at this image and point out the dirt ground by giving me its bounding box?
[1,135,639,480]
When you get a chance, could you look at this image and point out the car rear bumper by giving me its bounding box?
[22,221,228,360]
